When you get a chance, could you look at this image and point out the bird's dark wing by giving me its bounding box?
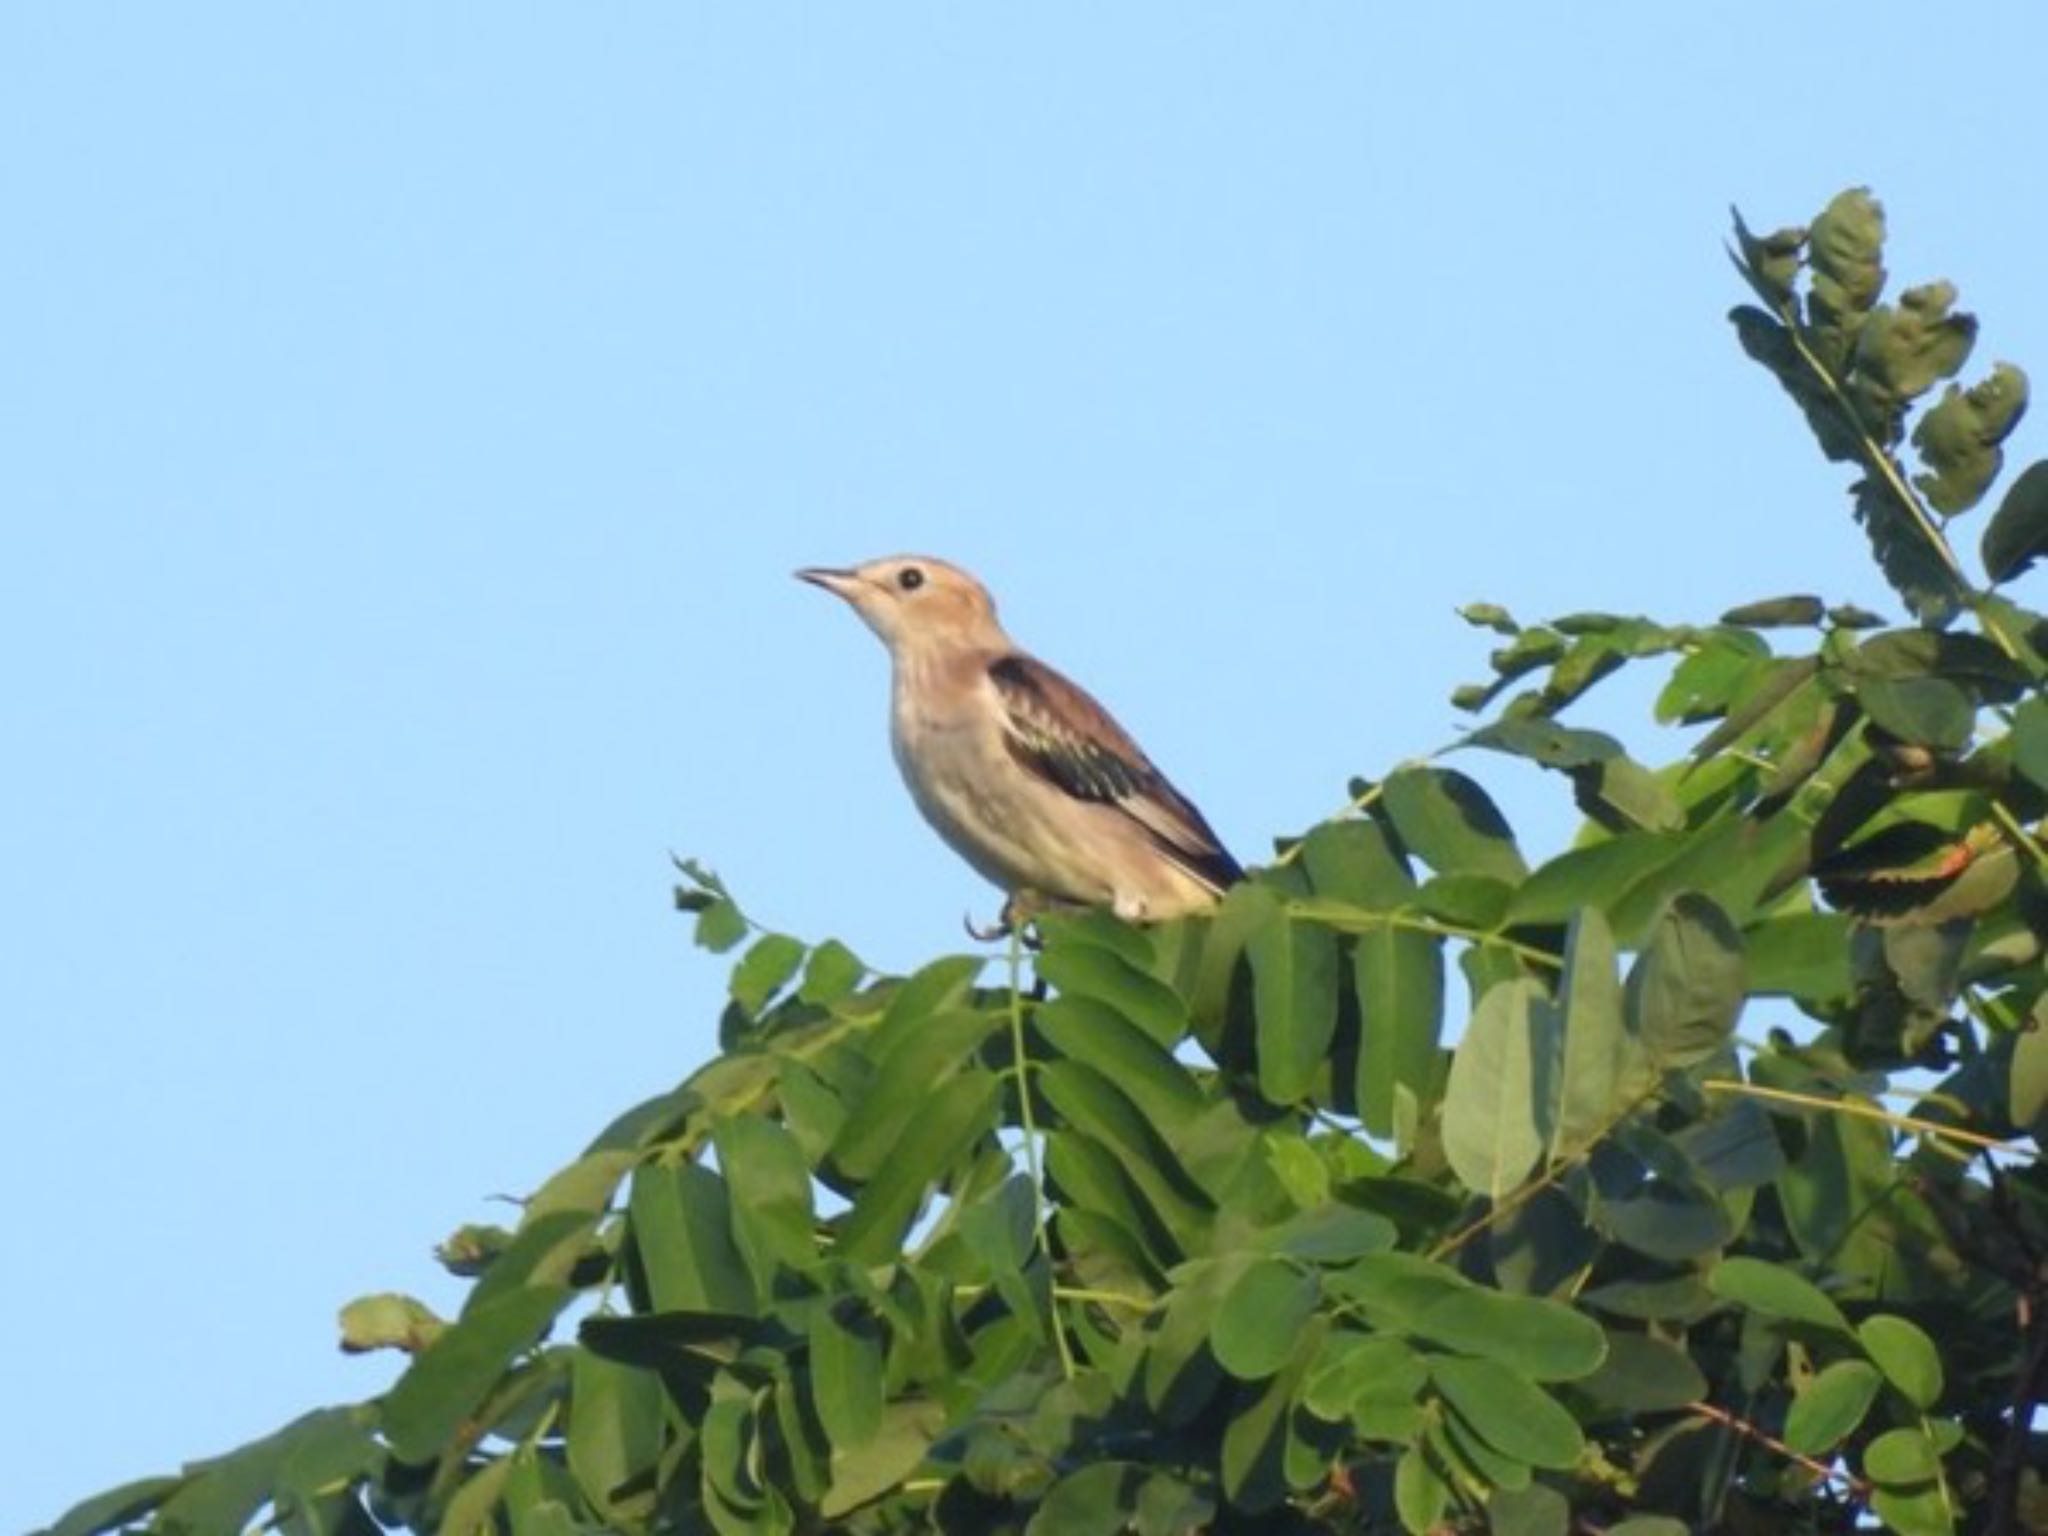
[988,653,1243,891]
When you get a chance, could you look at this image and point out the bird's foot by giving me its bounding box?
[963,891,1049,946]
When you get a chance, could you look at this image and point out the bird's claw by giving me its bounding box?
[963,910,1010,943]
[965,892,1049,946]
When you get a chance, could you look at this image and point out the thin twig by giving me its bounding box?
[1703,1079,2024,1156]
[1007,926,1075,1380]
[1988,799,2048,875]
[1688,1399,1870,1500]
[1286,899,1563,972]
[1270,777,1395,869]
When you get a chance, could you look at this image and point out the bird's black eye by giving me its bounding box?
[897,566,926,592]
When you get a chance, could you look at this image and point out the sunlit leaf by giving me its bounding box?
[1246,901,1339,1105]
[1429,1357,1584,1470]
[382,1286,572,1464]
[1858,1314,1944,1410]
[1783,1359,1881,1454]
[1442,978,1552,1200]
[1708,1256,1851,1336]
[1211,1257,1318,1380]
[1411,1287,1607,1381]
[1381,766,1528,881]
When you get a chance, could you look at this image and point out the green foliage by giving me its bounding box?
[41,190,2048,1536]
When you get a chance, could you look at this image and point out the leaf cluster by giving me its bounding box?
[40,191,2048,1536]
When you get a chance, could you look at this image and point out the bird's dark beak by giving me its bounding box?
[795,566,859,600]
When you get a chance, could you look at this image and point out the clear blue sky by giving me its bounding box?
[5,6,2044,1527]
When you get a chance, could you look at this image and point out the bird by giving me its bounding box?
[797,555,1243,928]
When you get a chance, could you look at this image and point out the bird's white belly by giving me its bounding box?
[889,701,1112,905]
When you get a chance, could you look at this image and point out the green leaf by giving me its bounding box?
[1708,1256,1852,1336]
[337,1292,445,1355]
[1411,1288,1608,1381]
[1256,1202,1397,1263]
[1984,459,2048,583]
[810,1298,885,1451]
[1859,279,1976,409]
[818,1399,945,1519]
[799,939,866,1006]
[1246,901,1340,1105]
[1381,766,1528,881]
[1853,477,1967,627]
[1038,1061,1212,1253]
[695,898,749,954]
[1606,1520,1692,1536]
[1575,1331,1708,1413]
[1858,1315,1944,1410]
[382,1285,571,1463]
[629,1162,756,1315]
[1438,1408,1532,1492]
[1301,1332,1428,1421]
[1783,1359,1882,1454]
[828,1009,995,1181]
[1429,1356,1584,1470]
[835,1068,1001,1263]
[2012,998,2048,1133]
[1552,907,1630,1159]
[1856,675,1974,750]
[2011,695,2048,794]
[1211,1257,1319,1380]
[1730,206,1804,308]
[1033,996,1203,1136]
[1459,601,1519,634]
[731,933,806,1016]
[439,1459,513,1536]
[1035,941,1189,1050]
[1354,922,1445,1139]
[1325,1251,1470,1333]
[1218,1318,1326,1511]
[1393,1443,1450,1536]
[1442,978,1552,1200]
[1864,1425,1942,1486]
[1744,912,1853,1001]
[1912,364,2028,514]
[1581,1273,1717,1323]
[1026,1463,1145,1536]
[716,1114,818,1286]
[1722,595,1825,627]
[1489,1484,1570,1536]
[42,1478,182,1536]
[1870,1480,1957,1536]
[1626,894,1745,1068]
[1506,832,1686,928]
[567,1350,663,1523]
[524,1147,639,1220]
[1807,188,1886,364]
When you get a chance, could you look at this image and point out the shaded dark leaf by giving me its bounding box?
[1722,595,1825,627]
[1984,458,2048,583]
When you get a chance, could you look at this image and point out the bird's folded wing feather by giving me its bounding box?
[988,653,1243,889]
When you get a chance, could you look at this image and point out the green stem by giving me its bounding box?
[1781,312,2023,661]
[1989,799,2048,874]
[1053,1285,1158,1312]
[1007,926,1075,1380]
[1286,899,1562,972]
[1272,776,1391,868]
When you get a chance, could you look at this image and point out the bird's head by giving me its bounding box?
[796,555,1005,653]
